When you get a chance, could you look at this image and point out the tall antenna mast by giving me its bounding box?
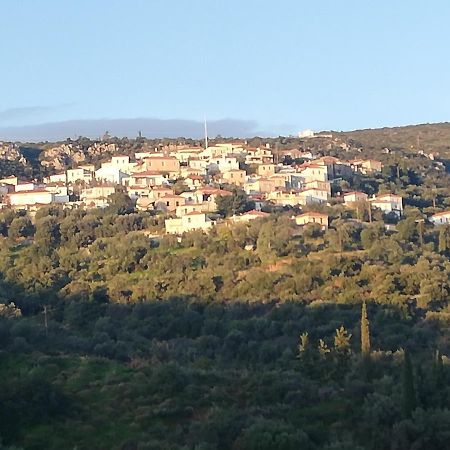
[204,116,208,149]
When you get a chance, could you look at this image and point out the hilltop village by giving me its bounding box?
[0,137,416,235]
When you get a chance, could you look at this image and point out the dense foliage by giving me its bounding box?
[0,201,449,449]
[2,125,450,448]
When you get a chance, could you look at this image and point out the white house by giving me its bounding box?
[257,164,276,177]
[297,187,329,205]
[230,210,270,223]
[126,186,153,200]
[44,173,67,184]
[266,190,304,207]
[15,182,40,192]
[343,191,369,205]
[0,176,19,186]
[207,156,239,173]
[189,158,209,172]
[8,188,69,208]
[128,171,167,188]
[165,212,214,234]
[222,169,246,186]
[370,193,403,217]
[176,203,206,216]
[101,155,137,174]
[295,212,329,229]
[80,185,116,208]
[430,211,450,226]
[244,178,277,195]
[298,164,328,183]
[95,167,129,185]
[67,167,94,184]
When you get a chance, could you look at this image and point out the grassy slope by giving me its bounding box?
[336,122,450,156]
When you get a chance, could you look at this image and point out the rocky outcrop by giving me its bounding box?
[0,143,26,164]
[40,142,119,170]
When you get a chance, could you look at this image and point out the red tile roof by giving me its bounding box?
[244,210,269,217]
[9,188,50,195]
[296,212,328,219]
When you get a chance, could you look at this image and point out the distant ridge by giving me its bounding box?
[0,117,266,142]
[337,122,450,155]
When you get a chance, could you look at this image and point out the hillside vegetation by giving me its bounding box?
[338,122,450,156]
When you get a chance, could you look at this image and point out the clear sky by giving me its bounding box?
[1,0,450,138]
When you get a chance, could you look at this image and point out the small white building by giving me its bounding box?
[15,182,40,192]
[128,171,167,188]
[222,169,246,186]
[44,173,67,184]
[266,190,304,207]
[101,155,137,174]
[207,156,239,173]
[165,212,214,234]
[298,129,315,138]
[80,185,116,208]
[67,167,94,184]
[343,191,369,205]
[0,176,19,186]
[126,186,153,200]
[176,203,206,216]
[298,187,329,205]
[370,193,403,217]
[95,167,129,185]
[295,212,329,229]
[8,188,69,208]
[257,164,276,177]
[298,164,328,183]
[230,210,270,223]
[430,211,450,226]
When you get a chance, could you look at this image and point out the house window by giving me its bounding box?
[188,218,191,223]
[166,201,170,206]
[176,201,179,206]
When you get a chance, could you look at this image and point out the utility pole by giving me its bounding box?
[204,116,208,149]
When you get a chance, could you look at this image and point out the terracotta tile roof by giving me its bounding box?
[376,193,402,199]
[244,210,270,217]
[431,211,450,217]
[198,188,232,196]
[158,194,184,199]
[296,212,328,219]
[10,188,50,194]
[343,191,368,197]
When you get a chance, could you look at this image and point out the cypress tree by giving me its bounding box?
[433,349,444,388]
[297,332,314,375]
[361,302,371,358]
[438,227,448,254]
[402,350,416,418]
[297,332,310,357]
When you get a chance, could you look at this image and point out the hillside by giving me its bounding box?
[337,122,450,157]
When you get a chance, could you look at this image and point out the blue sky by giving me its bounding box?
[1,0,450,138]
